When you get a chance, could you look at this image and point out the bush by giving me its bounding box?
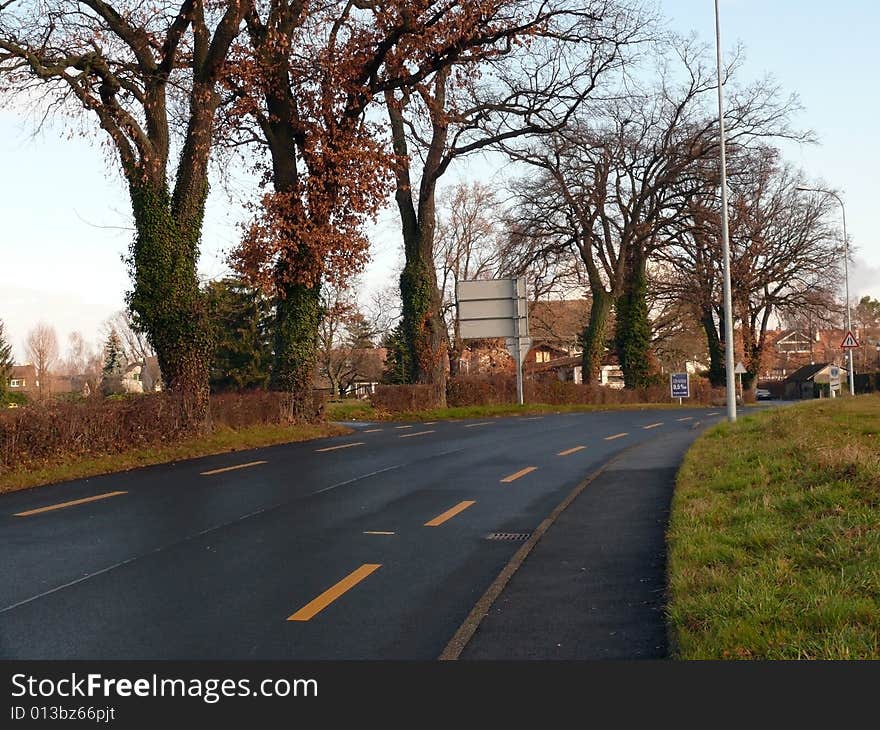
[0,390,324,474]
[371,384,445,413]
[447,374,724,408]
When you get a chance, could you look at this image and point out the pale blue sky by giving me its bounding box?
[1,0,877,360]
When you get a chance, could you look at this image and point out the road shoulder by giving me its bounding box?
[445,425,703,660]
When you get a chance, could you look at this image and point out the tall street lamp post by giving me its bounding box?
[714,0,737,422]
[796,186,855,395]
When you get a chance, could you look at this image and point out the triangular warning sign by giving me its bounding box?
[840,330,860,348]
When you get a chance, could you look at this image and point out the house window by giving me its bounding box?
[535,351,550,363]
[10,379,24,388]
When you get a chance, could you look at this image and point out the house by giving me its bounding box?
[759,329,848,381]
[119,357,162,394]
[7,364,37,395]
[344,348,386,398]
[315,348,387,398]
[783,362,847,399]
[457,299,591,376]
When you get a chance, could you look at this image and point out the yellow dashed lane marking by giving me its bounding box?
[399,430,434,438]
[287,564,382,621]
[642,423,663,430]
[363,531,395,536]
[315,442,365,453]
[201,460,267,476]
[557,446,586,456]
[604,432,628,441]
[424,501,476,527]
[14,491,127,517]
[500,466,538,483]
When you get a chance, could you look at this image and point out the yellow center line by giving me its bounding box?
[200,460,267,476]
[394,425,413,430]
[557,445,586,456]
[399,430,435,438]
[287,564,381,622]
[363,531,395,536]
[604,432,628,441]
[500,466,538,483]
[363,428,383,433]
[642,423,663,430]
[424,500,476,527]
[676,416,693,422]
[464,422,492,428]
[14,491,127,517]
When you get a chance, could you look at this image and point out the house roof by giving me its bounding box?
[10,364,36,379]
[783,362,828,383]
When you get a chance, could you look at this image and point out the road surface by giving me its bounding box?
[0,407,732,659]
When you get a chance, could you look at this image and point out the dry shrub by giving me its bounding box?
[447,374,724,407]
[0,390,322,474]
[371,384,445,413]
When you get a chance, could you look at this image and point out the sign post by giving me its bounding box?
[457,278,529,405]
[670,372,689,404]
[734,361,748,401]
[829,365,841,397]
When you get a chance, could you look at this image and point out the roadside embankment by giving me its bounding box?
[667,395,880,659]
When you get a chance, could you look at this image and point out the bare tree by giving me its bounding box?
[433,182,506,375]
[658,149,842,385]
[25,322,59,400]
[503,39,805,385]
[384,0,652,394]
[104,310,157,388]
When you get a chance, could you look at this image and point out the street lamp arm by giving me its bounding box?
[794,185,854,395]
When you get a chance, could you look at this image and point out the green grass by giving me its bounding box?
[667,394,880,659]
[0,422,351,496]
[326,398,720,422]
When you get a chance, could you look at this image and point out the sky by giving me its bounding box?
[1,0,878,362]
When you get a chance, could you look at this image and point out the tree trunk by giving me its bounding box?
[700,306,725,386]
[128,180,211,428]
[400,251,448,395]
[580,290,614,384]
[615,250,654,389]
[271,261,322,422]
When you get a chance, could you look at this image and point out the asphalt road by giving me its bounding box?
[0,406,736,659]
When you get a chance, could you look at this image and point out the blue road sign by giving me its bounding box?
[670,372,689,399]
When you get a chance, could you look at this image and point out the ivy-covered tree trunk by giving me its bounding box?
[700,306,726,386]
[386,78,449,405]
[271,261,322,423]
[400,249,447,392]
[614,251,654,389]
[128,181,212,427]
[580,290,614,385]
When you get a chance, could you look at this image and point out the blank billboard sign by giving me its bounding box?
[456,278,528,340]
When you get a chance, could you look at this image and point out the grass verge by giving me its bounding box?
[0,422,350,496]
[326,399,721,422]
[667,395,880,659]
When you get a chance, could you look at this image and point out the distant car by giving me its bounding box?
[755,388,773,400]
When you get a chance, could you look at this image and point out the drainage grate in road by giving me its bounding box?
[485,532,531,542]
